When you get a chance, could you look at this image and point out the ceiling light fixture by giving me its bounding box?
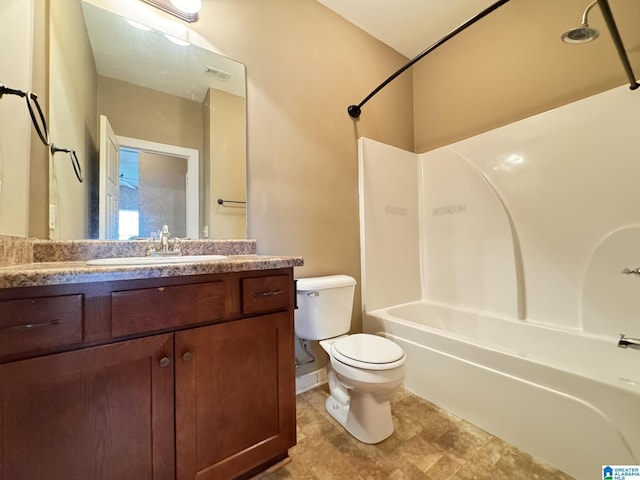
[139,0,200,23]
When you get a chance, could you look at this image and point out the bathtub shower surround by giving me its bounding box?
[358,84,640,479]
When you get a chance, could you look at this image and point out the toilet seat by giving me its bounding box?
[330,334,405,371]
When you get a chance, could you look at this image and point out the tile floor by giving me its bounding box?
[262,385,574,480]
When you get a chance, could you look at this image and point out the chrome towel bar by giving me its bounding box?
[217,198,246,206]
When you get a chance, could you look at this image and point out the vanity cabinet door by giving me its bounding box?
[0,334,175,480]
[175,312,296,480]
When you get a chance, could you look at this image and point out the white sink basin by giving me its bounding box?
[87,254,227,266]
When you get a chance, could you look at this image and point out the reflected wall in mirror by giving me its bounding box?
[49,0,247,240]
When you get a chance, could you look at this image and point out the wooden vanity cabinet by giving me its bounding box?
[0,334,175,480]
[175,311,295,480]
[0,268,296,480]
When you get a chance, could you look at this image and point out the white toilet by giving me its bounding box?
[295,274,406,444]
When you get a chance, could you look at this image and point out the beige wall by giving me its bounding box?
[206,89,247,239]
[29,0,50,239]
[0,0,36,237]
[190,0,414,338]
[413,0,640,151]
[49,0,97,239]
[97,76,203,153]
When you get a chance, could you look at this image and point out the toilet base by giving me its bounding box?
[325,387,395,444]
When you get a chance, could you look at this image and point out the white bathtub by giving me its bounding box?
[364,301,640,479]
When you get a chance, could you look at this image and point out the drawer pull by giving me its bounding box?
[1,318,62,332]
[158,357,171,368]
[252,290,283,298]
[182,352,193,362]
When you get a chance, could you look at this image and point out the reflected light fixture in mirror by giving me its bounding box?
[140,0,201,23]
[169,0,202,14]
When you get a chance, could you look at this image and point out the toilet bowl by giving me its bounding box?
[320,334,406,444]
[295,275,406,444]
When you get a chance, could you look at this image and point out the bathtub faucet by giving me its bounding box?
[618,334,640,350]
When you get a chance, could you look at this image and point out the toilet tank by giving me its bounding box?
[295,275,357,340]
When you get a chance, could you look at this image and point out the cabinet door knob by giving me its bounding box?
[159,356,171,368]
[182,352,193,362]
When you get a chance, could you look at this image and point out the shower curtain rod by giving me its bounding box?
[597,0,639,90]
[347,0,512,119]
[347,0,638,119]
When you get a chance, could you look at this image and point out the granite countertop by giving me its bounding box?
[0,255,304,289]
[0,236,303,289]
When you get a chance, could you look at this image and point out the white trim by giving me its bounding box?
[295,368,327,394]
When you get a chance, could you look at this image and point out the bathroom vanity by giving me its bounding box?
[0,240,303,480]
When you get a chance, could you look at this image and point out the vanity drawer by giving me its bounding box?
[0,295,83,358]
[112,281,226,337]
[242,275,291,315]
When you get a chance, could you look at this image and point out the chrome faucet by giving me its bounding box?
[161,224,170,253]
[146,225,182,256]
[618,334,640,351]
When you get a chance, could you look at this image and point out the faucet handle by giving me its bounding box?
[172,237,182,255]
[146,237,157,256]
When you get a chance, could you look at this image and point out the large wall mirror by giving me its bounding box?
[49,0,247,240]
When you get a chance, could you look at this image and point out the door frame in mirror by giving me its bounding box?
[116,136,199,240]
[117,135,200,238]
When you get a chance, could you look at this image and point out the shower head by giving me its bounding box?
[561,25,600,44]
[561,0,600,44]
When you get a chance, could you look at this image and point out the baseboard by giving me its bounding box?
[295,368,327,394]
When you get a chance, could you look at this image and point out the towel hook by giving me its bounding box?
[50,144,83,183]
[621,267,640,276]
[0,82,50,146]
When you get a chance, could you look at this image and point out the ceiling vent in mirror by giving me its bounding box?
[140,0,201,23]
[205,66,232,81]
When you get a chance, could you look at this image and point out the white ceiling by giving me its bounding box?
[315,0,498,58]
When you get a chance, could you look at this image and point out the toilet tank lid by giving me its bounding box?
[296,274,356,291]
